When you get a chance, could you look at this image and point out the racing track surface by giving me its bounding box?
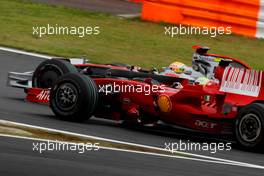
[31,0,141,15]
[0,50,264,176]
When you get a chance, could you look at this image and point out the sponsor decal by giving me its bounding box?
[220,67,262,97]
[214,58,222,62]
[157,95,172,113]
[195,120,217,129]
[36,90,50,101]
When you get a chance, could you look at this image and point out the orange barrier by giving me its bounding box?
[141,0,264,38]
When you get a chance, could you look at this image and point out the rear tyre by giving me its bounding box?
[235,103,264,150]
[50,73,98,122]
[32,59,77,88]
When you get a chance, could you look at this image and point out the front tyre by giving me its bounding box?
[50,73,98,122]
[32,59,77,88]
[235,103,264,150]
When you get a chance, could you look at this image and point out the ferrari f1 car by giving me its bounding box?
[7,46,264,150]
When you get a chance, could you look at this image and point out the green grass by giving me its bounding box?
[0,0,264,69]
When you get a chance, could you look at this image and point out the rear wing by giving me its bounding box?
[220,67,262,97]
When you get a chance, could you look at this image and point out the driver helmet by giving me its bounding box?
[169,62,187,74]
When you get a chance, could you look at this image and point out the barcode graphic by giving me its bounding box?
[220,67,262,97]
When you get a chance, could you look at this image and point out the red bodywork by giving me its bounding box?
[26,55,264,136]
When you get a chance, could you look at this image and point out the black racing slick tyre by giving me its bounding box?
[32,59,77,88]
[235,103,264,150]
[50,73,98,122]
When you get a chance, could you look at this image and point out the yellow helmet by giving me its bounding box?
[169,62,186,74]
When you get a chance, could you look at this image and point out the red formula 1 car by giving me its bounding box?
[7,46,264,150]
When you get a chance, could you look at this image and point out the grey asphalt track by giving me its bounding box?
[0,50,264,176]
[31,0,141,15]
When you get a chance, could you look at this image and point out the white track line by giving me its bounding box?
[0,119,264,169]
[117,13,141,18]
[0,46,53,59]
[0,133,263,170]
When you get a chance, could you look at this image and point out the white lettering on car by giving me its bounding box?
[36,90,50,101]
[195,120,217,129]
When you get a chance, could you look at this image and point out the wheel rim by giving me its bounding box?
[55,83,78,111]
[239,113,262,142]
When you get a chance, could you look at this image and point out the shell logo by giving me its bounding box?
[157,95,172,113]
